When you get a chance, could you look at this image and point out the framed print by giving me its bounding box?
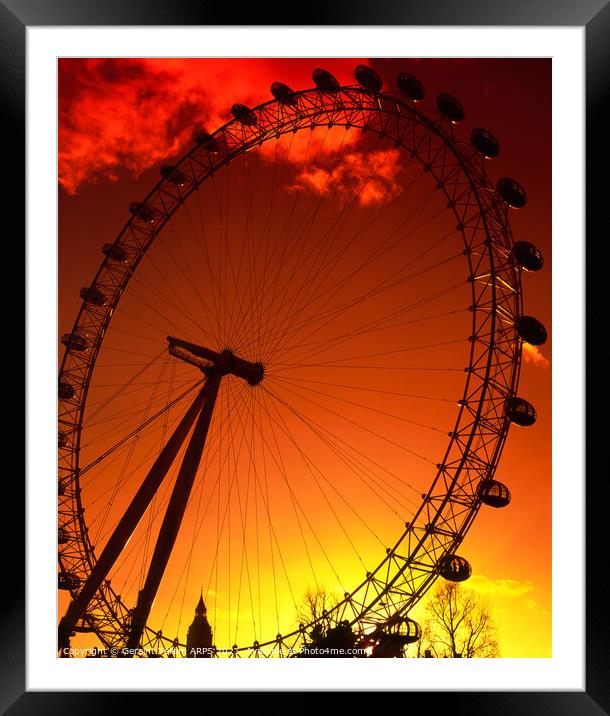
[7,0,605,711]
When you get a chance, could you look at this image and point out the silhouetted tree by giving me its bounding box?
[417,581,499,658]
[296,588,340,644]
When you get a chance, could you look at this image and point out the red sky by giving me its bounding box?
[58,58,552,657]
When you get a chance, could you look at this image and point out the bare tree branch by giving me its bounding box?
[419,581,499,658]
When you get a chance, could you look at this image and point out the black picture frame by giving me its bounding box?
[7,1,606,712]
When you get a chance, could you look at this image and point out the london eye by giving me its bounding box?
[57,65,546,657]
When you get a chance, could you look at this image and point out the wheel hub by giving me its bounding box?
[167,336,264,386]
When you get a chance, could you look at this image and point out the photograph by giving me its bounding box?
[56,57,552,661]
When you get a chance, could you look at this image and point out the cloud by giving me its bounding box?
[289,147,404,207]
[524,597,551,616]
[467,574,536,598]
[58,58,367,194]
[522,342,550,368]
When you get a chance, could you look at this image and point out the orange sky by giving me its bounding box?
[58,58,551,657]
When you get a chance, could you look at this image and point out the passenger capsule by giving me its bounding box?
[58,572,81,590]
[231,103,258,126]
[477,479,511,508]
[312,68,340,92]
[58,381,75,400]
[355,65,383,93]
[396,73,425,101]
[471,127,500,158]
[61,333,89,352]
[511,241,544,271]
[271,82,298,106]
[160,165,187,186]
[436,93,465,123]
[102,243,128,263]
[515,315,547,345]
[496,177,527,208]
[129,202,156,223]
[80,286,107,307]
[192,128,223,152]
[58,526,70,544]
[387,616,421,644]
[371,617,421,657]
[58,431,68,449]
[504,397,537,426]
[438,554,472,582]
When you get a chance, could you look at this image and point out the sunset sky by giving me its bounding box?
[58,58,551,657]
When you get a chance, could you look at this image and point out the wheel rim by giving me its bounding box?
[58,83,524,656]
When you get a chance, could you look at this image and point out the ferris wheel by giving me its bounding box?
[57,64,547,658]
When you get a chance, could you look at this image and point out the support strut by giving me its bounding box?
[123,371,222,655]
[59,337,261,656]
[58,386,208,654]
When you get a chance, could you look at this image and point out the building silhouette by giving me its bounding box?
[186,593,213,658]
